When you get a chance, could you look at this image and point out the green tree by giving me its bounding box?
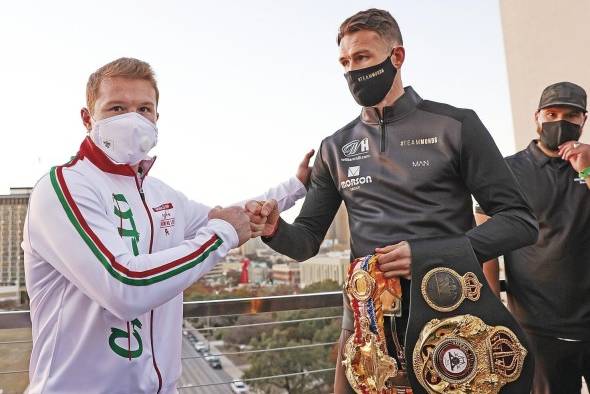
[242,280,343,393]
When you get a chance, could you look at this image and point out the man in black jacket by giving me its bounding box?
[480,82,589,394]
[254,9,538,392]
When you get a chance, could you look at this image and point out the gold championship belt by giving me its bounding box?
[412,314,527,394]
[342,255,413,393]
[404,236,533,394]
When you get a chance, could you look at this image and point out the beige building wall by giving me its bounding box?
[500,0,590,150]
[300,255,349,288]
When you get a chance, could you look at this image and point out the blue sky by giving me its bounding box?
[0,0,512,218]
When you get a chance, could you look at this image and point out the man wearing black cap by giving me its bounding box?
[480,81,590,393]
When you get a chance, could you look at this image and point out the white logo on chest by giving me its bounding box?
[412,160,430,167]
[341,166,372,191]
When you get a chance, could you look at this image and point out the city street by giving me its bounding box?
[178,334,235,394]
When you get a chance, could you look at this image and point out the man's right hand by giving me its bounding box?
[245,199,280,238]
[208,206,251,246]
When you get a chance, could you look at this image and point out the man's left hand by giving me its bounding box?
[375,241,412,279]
[559,141,590,172]
[296,149,315,187]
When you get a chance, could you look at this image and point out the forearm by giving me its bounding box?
[466,208,538,262]
[264,218,324,261]
[264,140,341,261]
[482,259,501,298]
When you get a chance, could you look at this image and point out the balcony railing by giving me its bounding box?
[0,291,344,393]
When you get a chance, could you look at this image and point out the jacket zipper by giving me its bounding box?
[134,172,162,393]
[379,117,386,153]
[150,310,163,393]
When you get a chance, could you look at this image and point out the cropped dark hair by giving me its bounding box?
[337,8,403,47]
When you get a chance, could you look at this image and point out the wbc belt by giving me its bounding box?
[342,255,412,394]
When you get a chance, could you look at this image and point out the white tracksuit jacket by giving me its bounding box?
[22,138,306,393]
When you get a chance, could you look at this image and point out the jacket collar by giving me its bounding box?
[76,137,157,177]
[361,86,422,125]
[527,139,568,169]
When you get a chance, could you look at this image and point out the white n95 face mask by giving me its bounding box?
[90,112,158,165]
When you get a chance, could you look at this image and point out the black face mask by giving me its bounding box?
[344,54,397,107]
[540,120,582,151]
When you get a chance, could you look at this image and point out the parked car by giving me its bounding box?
[206,355,221,369]
[230,380,249,393]
[194,341,208,353]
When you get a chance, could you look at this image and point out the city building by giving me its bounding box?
[202,261,224,284]
[0,188,32,291]
[300,252,350,288]
[271,262,300,286]
[240,237,267,257]
[248,261,270,285]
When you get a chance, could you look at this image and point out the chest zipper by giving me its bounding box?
[134,170,162,393]
[379,117,386,153]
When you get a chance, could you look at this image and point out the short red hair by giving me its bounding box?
[86,57,159,113]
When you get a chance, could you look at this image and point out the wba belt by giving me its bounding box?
[342,254,413,393]
[405,235,533,394]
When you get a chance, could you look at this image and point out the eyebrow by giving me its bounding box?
[102,101,155,107]
[339,49,372,62]
[102,101,125,107]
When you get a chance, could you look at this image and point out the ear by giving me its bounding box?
[392,46,405,69]
[156,112,160,122]
[81,108,92,132]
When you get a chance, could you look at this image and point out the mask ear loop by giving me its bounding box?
[85,109,96,136]
[88,113,100,143]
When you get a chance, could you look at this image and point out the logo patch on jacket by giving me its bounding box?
[152,202,174,212]
[341,166,373,191]
[341,137,371,162]
[152,202,175,235]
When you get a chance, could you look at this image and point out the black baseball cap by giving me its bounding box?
[538,82,587,113]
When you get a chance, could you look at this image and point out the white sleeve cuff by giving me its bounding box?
[207,218,239,249]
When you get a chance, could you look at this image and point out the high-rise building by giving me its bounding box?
[300,253,350,288]
[325,203,350,248]
[0,188,32,293]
